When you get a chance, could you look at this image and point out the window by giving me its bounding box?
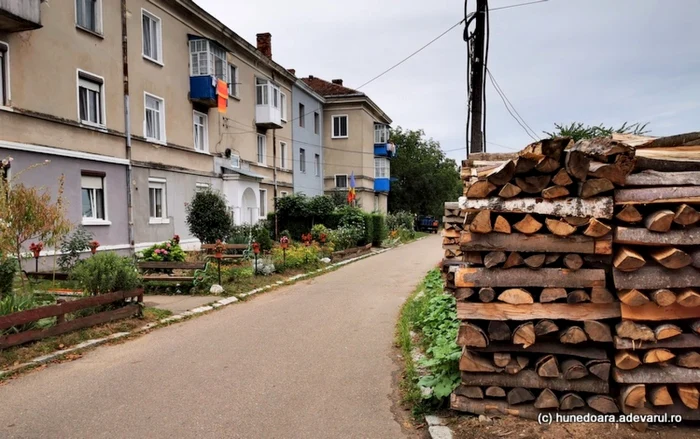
[0,43,8,106]
[280,142,287,169]
[78,72,104,126]
[259,189,267,218]
[332,115,348,138]
[145,93,165,142]
[299,103,305,127]
[280,93,287,121]
[228,64,239,97]
[148,178,168,224]
[314,154,320,177]
[257,134,266,164]
[255,78,279,107]
[76,0,102,34]
[375,157,390,179]
[335,175,348,189]
[314,112,320,134]
[299,148,306,173]
[196,182,210,192]
[375,124,390,144]
[81,173,106,223]
[142,10,162,64]
[189,40,227,83]
[230,153,240,168]
[193,110,208,152]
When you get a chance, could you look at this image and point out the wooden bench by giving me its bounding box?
[201,243,249,260]
[137,261,207,283]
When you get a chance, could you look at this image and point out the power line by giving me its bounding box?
[486,68,539,142]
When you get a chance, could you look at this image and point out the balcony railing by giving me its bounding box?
[0,0,42,32]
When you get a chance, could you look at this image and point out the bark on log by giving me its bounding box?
[524,254,546,269]
[614,247,646,272]
[642,349,675,364]
[503,252,524,269]
[488,321,511,341]
[563,254,584,270]
[463,252,484,265]
[457,302,620,321]
[587,359,611,381]
[677,289,700,308]
[587,395,619,414]
[674,204,700,226]
[457,268,606,289]
[479,287,496,303]
[545,218,577,237]
[620,385,646,409]
[521,138,570,161]
[514,157,538,174]
[645,210,675,233]
[534,389,559,409]
[542,186,570,199]
[615,334,700,350]
[457,323,490,347]
[564,216,591,227]
[616,321,655,341]
[484,251,507,269]
[650,289,676,307]
[459,350,503,373]
[534,319,559,336]
[485,387,506,398]
[617,289,650,307]
[579,178,614,199]
[512,322,536,348]
[453,288,476,301]
[498,183,522,199]
[638,131,700,148]
[493,216,512,234]
[654,324,682,340]
[513,214,543,235]
[612,365,700,384]
[583,219,612,238]
[615,227,700,246]
[616,205,643,223]
[498,289,533,305]
[459,196,614,219]
[505,356,529,375]
[584,320,612,342]
[560,393,586,411]
[677,384,699,409]
[616,186,700,205]
[562,359,589,380]
[485,160,516,186]
[615,351,642,370]
[621,303,700,321]
[460,370,609,393]
[467,180,498,198]
[677,352,700,369]
[469,210,492,234]
[613,266,700,290]
[560,326,588,344]
[507,388,536,406]
[566,150,590,182]
[536,157,561,173]
[591,287,615,304]
[455,386,485,400]
[536,355,560,378]
[625,170,700,187]
[567,290,591,304]
[473,341,607,360]
[516,175,552,195]
[451,394,593,420]
[552,168,573,186]
[540,288,567,303]
[460,231,612,255]
[648,386,673,406]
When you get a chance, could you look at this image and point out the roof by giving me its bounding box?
[301,76,364,97]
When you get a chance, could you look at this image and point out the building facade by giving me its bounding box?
[291,79,325,197]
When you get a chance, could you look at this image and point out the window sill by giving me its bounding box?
[331,136,349,140]
[0,105,13,113]
[82,219,112,226]
[149,218,171,225]
[76,25,104,39]
[229,94,241,101]
[143,55,164,67]
[194,149,210,155]
[145,138,167,146]
[80,120,107,131]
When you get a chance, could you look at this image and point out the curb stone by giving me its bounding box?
[426,416,453,439]
[1,237,428,378]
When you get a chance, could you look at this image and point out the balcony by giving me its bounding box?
[374,178,390,192]
[374,123,396,158]
[255,80,282,129]
[0,0,42,32]
[188,37,227,108]
[189,75,218,107]
[374,157,391,192]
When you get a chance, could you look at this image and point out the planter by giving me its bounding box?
[331,244,372,262]
[46,289,84,297]
[23,271,70,281]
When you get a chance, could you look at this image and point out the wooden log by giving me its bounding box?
[643,349,675,364]
[583,219,612,238]
[514,157,538,174]
[613,266,700,290]
[567,290,590,304]
[459,350,503,373]
[677,384,699,409]
[545,218,577,237]
[560,326,587,344]
[674,204,700,226]
[615,334,700,350]
[534,389,559,409]
[536,355,560,378]
[455,385,485,399]
[457,323,490,348]
[479,287,496,303]
[560,393,585,411]
[615,227,700,246]
[645,210,675,233]
[521,138,569,161]
[677,289,700,308]
[474,341,607,360]
[587,395,619,414]
[625,170,700,186]
[467,180,498,198]
[457,302,620,321]
[498,289,533,305]
[622,302,700,321]
[613,365,700,384]
[616,321,655,341]
[613,247,646,272]
[562,359,588,380]
[620,385,646,409]
[564,216,591,227]
[450,394,593,420]
[587,359,611,381]
[512,322,535,348]
[460,370,609,393]
[505,356,529,375]
[469,210,492,234]
[536,156,561,173]
[460,232,612,255]
[534,319,559,336]
[459,196,614,219]
[616,186,700,205]
[677,352,700,369]
[563,254,583,270]
[540,288,567,303]
[488,321,511,341]
[693,321,700,335]
[516,175,552,195]
[507,387,536,406]
[456,268,606,289]
[565,150,590,182]
[591,287,615,304]
[570,136,633,159]
[579,178,614,199]
[513,214,543,235]
[493,216,511,234]
[544,253,560,265]
[588,160,632,186]
[485,160,516,186]
[453,288,475,301]
[542,186,570,199]
[485,387,506,398]
[498,183,522,199]
[484,251,507,269]
[493,353,511,368]
[502,252,524,269]
[637,131,700,148]
[649,289,676,307]
[616,205,643,223]
[648,386,673,406]
[584,320,612,342]
[617,289,650,307]
[615,351,642,370]
[692,249,700,269]
[552,168,573,187]
[524,254,546,269]
[463,252,483,265]
[654,324,682,340]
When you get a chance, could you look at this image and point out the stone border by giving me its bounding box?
[425,415,453,439]
[0,237,429,379]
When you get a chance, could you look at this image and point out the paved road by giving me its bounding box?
[0,235,442,439]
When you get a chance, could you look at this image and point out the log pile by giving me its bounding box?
[449,138,634,419]
[610,133,700,420]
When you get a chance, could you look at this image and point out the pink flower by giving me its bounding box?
[166,243,171,248]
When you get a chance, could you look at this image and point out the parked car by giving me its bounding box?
[415,215,440,233]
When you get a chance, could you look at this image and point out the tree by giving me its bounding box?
[544,122,650,142]
[185,189,231,244]
[388,127,462,218]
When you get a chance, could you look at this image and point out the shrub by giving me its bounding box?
[310,224,329,243]
[387,211,415,232]
[229,225,255,245]
[71,252,141,295]
[254,226,273,252]
[363,213,374,246]
[329,225,363,251]
[371,214,388,246]
[226,266,254,283]
[338,206,366,230]
[0,256,18,297]
[139,239,186,263]
[58,227,93,272]
[186,189,231,244]
[272,243,321,269]
[307,195,335,218]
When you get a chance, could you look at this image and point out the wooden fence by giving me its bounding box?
[0,289,143,349]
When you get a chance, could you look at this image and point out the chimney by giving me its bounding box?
[332,79,343,86]
[256,33,272,59]
[308,75,314,79]
[288,68,296,76]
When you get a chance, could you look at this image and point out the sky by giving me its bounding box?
[195,0,700,164]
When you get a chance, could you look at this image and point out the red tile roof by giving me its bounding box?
[301,76,364,97]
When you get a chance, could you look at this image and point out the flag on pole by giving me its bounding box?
[347,172,356,205]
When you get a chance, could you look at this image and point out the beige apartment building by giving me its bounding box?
[0,0,295,256]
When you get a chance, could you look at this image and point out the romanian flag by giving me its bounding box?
[347,172,356,204]
[217,79,228,114]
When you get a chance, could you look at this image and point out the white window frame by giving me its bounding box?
[189,40,227,83]
[228,63,239,97]
[335,174,348,189]
[332,115,349,139]
[0,41,10,107]
[280,141,287,169]
[81,174,110,226]
[75,0,103,35]
[257,134,266,165]
[230,153,240,168]
[141,9,163,65]
[314,112,320,135]
[144,92,166,144]
[280,92,287,122]
[193,110,209,153]
[259,189,267,219]
[76,69,106,128]
[314,154,320,177]
[299,103,305,128]
[374,124,390,144]
[374,157,390,179]
[148,177,169,224]
[255,77,279,108]
[299,148,306,173]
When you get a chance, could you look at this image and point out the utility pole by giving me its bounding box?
[469,0,487,154]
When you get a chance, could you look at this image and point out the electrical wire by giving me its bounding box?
[486,68,539,142]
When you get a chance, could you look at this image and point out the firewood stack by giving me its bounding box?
[610,132,700,419]
[448,137,635,419]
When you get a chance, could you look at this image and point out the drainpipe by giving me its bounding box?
[272,128,278,239]
[121,0,135,250]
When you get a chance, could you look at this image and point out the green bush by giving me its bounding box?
[71,252,141,295]
[0,256,17,297]
[226,266,254,283]
[139,238,186,263]
[229,225,255,245]
[363,213,374,246]
[387,211,415,232]
[272,243,321,269]
[329,226,363,251]
[254,226,273,252]
[310,224,329,242]
[371,214,388,246]
[58,227,93,272]
[0,292,41,334]
[186,189,231,244]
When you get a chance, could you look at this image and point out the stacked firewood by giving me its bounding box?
[610,133,700,418]
[448,137,635,419]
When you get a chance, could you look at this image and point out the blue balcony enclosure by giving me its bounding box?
[188,35,228,108]
[374,157,391,192]
[374,178,390,192]
[374,123,396,158]
[374,143,397,158]
[189,75,217,107]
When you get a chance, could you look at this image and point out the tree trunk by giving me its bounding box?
[479,287,496,303]
[493,352,511,368]
[650,289,676,307]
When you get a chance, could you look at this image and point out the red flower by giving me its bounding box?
[89,241,100,255]
[172,234,181,244]
[29,242,44,258]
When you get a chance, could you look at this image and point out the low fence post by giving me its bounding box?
[56,299,65,325]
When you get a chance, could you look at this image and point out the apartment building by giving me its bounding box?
[0,0,297,258]
[291,77,325,196]
[301,76,394,213]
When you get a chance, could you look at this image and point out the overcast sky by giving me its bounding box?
[195,0,700,163]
